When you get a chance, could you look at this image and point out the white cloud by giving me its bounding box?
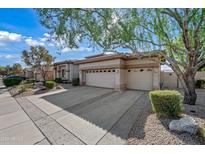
[62,47,92,53]
[43,33,50,38]
[0,31,22,45]
[25,37,45,46]
[39,33,50,42]
[39,37,48,42]
[0,54,16,59]
[48,43,55,47]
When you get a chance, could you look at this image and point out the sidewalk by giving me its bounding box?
[0,79,48,144]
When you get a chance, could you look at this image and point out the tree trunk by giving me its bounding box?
[183,73,197,105]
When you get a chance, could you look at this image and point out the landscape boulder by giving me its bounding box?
[169,116,199,135]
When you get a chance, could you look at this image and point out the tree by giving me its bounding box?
[36,8,205,105]
[0,66,6,76]
[12,63,23,75]
[3,65,13,75]
[22,46,55,82]
[198,64,205,71]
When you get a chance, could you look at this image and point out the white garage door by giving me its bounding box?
[86,70,115,88]
[126,68,153,90]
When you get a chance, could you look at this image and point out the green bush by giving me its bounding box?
[3,78,22,87]
[45,80,56,89]
[55,78,62,83]
[149,90,183,117]
[195,79,205,89]
[72,78,79,86]
[198,127,205,140]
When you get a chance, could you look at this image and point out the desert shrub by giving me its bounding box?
[24,79,35,84]
[19,84,33,93]
[55,78,62,83]
[198,127,205,140]
[149,90,183,117]
[45,80,56,89]
[72,78,79,86]
[195,79,205,89]
[3,78,22,87]
[20,85,27,93]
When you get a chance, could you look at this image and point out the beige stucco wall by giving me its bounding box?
[125,58,158,65]
[55,64,69,80]
[25,70,33,78]
[79,58,160,91]
[161,71,205,89]
[70,64,79,81]
[54,63,79,81]
[79,59,122,70]
[114,69,126,90]
[34,65,54,81]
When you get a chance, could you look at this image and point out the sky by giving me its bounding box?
[0,8,102,67]
[0,8,171,71]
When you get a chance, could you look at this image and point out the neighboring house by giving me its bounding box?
[24,66,54,81]
[34,65,54,81]
[24,67,34,78]
[53,60,79,82]
[75,52,162,91]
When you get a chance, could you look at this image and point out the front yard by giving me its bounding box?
[128,89,205,145]
[1,76,205,145]
[8,80,65,98]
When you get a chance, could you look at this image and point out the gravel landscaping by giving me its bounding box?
[8,82,64,98]
[127,89,205,145]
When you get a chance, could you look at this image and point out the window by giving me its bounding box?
[104,70,107,72]
[128,69,131,72]
[112,70,115,72]
[140,69,144,72]
[100,70,102,72]
[108,70,111,72]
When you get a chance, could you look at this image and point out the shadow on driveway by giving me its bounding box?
[41,86,151,142]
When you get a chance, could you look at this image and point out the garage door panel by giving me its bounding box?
[86,71,115,88]
[126,69,153,90]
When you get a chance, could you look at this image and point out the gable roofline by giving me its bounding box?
[74,50,163,64]
[54,60,76,66]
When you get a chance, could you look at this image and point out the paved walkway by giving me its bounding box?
[0,79,47,144]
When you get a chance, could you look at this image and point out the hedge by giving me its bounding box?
[45,80,56,89]
[3,78,22,87]
[149,90,183,117]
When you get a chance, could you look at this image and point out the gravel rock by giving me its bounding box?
[169,116,199,135]
[127,114,203,145]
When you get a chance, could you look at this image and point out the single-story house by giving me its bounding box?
[53,60,79,82]
[75,52,162,91]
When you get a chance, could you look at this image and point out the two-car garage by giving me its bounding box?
[77,53,160,91]
[85,68,154,91]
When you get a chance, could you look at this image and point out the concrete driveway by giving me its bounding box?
[1,82,151,145]
[19,86,150,144]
